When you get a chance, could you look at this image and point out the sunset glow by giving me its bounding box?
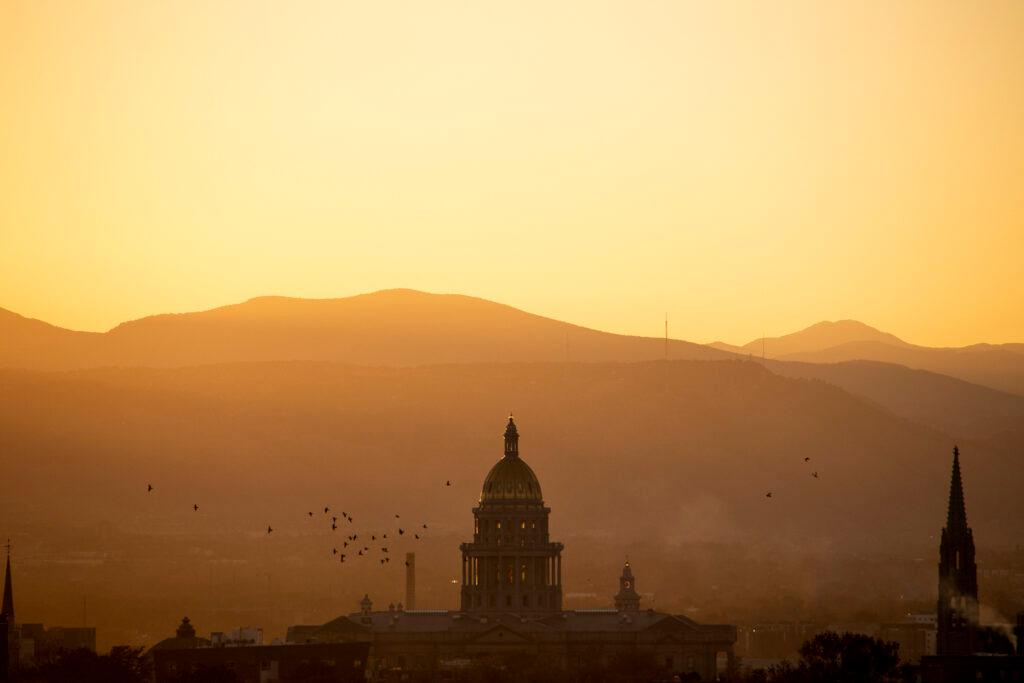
[2,1,1022,345]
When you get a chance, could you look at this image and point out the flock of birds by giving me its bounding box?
[764,456,820,499]
[145,480,455,567]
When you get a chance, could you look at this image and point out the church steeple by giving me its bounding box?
[937,445,978,656]
[1,543,12,624]
[503,415,519,458]
[946,446,967,533]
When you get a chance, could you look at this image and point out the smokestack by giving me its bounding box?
[405,553,416,611]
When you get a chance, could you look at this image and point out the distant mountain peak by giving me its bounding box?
[740,319,909,358]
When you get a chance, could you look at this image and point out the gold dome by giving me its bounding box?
[479,416,543,503]
[480,455,543,502]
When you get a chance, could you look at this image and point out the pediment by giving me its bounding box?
[643,614,702,633]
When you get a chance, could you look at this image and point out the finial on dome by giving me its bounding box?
[504,414,519,457]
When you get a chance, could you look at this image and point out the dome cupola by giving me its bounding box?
[480,416,543,503]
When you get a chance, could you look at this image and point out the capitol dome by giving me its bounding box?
[479,417,543,503]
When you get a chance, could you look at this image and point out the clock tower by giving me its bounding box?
[614,560,641,612]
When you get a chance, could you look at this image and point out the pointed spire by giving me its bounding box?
[503,414,519,458]
[2,542,13,623]
[946,446,968,533]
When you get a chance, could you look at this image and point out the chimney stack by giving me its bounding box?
[405,552,416,611]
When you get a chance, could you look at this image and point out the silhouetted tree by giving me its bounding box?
[797,631,899,682]
[723,631,909,683]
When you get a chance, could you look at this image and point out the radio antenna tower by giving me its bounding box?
[664,313,668,361]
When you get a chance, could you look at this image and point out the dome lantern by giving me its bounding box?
[503,415,519,458]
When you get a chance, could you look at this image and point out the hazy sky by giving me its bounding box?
[1,1,1021,346]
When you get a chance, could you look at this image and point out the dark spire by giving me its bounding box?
[947,445,967,533]
[503,414,519,458]
[1,542,12,623]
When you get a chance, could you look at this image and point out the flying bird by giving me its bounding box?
[324,507,330,514]
[267,526,274,534]
[446,481,451,487]
[358,550,364,556]
[331,522,338,531]
[812,472,819,479]
[193,504,199,512]
[147,484,154,492]
[765,492,773,498]
[307,511,314,518]
[395,514,400,519]
[414,534,420,540]
[804,457,811,462]
[422,524,428,529]
[332,548,337,555]
[398,528,404,535]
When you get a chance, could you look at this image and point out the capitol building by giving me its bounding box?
[289,417,736,680]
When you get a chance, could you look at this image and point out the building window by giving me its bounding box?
[496,521,501,530]
[520,521,526,530]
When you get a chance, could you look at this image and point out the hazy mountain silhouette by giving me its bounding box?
[768,359,1024,439]
[776,341,1024,396]
[0,307,104,369]
[713,320,1024,396]
[710,320,907,357]
[0,290,728,369]
[2,359,1021,647]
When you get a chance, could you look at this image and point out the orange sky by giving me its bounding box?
[1,1,1022,346]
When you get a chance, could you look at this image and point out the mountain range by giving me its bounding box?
[5,290,1023,396]
[711,320,1024,396]
[3,289,1022,647]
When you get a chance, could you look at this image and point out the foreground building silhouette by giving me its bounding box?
[288,416,736,680]
[149,616,369,683]
[936,446,978,657]
[0,548,95,681]
[920,446,1024,682]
